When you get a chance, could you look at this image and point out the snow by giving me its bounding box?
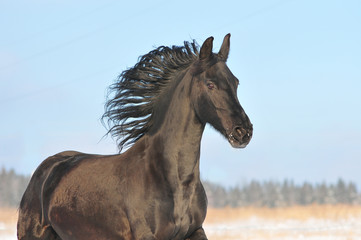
[0,222,16,240]
[204,217,361,240]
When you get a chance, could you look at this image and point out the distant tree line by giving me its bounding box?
[1,167,360,208]
[0,168,30,207]
[203,179,361,208]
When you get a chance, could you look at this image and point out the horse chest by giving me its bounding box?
[166,205,197,239]
[168,185,206,239]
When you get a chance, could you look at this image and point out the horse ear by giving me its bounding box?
[218,33,231,61]
[199,36,214,60]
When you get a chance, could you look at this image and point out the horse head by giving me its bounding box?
[191,34,253,148]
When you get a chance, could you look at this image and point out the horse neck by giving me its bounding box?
[148,70,205,186]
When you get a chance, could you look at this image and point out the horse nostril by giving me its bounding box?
[235,128,241,135]
[234,127,243,137]
[233,126,252,142]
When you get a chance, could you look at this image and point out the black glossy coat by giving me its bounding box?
[17,34,253,240]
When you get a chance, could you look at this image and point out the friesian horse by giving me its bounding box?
[17,34,253,240]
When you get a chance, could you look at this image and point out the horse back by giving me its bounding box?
[19,151,82,214]
[38,151,132,239]
[17,151,84,239]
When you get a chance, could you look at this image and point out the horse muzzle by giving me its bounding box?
[228,125,253,148]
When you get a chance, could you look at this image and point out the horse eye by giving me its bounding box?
[207,82,215,90]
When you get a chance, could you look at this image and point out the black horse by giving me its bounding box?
[17,34,253,240]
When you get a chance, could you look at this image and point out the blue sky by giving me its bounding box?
[0,0,360,187]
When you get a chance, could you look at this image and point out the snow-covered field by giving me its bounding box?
[204,217,361,240]
[0,222,16,240]
[2,206,361,239]
[203,206,361,240]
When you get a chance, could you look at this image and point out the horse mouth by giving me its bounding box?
[228,127,252,148]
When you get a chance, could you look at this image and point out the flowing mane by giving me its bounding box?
[102,40,199,150]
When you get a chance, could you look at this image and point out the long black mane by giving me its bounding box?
[102,40,199,150]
